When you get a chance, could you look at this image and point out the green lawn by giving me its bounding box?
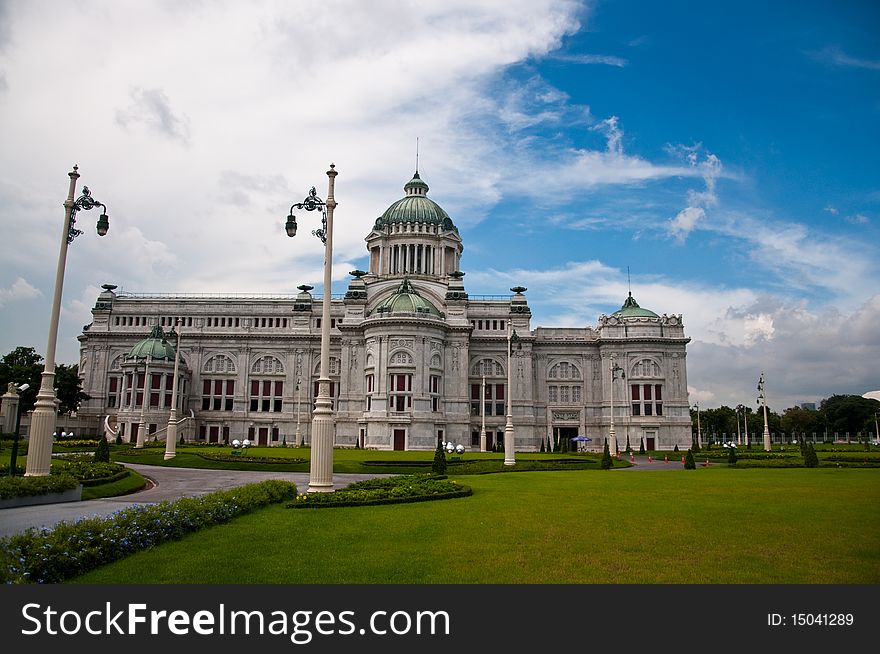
[110,445,625,474]
[72,467,880,584]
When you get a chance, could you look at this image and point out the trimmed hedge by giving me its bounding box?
[195,452,306,465]
[79,470,131,487]
[0,479,297,584]
[290,474,471,509]
[0,474,79,500]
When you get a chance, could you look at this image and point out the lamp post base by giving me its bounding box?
[308,397,334,492]
[165,416,178,460]
[503,422,516,466]
[24,373,57,477]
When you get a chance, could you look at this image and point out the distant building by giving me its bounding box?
[800,402,817,411]
[75,171,693,451]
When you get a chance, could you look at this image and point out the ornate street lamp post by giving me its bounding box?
[735,404,743,446]
[608,353,625,456]
[164,319,184,460]
[136,355,152,448]
[295,377,303,447]
[8,383,30,476]
[26,166,110,476]
[480,374,487,453]
[504,322,520,466]
[285,165,338,492]
[692,402,702,449]
[758,372,771,451]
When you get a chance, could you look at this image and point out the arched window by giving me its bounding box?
[547,360,582,405]
[204,354,237,374]
[251,355,283,375]
[548,361,581,379]
[471,358,504,377]
[629,359,664,417]
[389,351,413,366]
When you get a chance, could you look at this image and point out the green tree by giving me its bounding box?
[0,347,43,414]
[803,441,819,468]
[638,438,645,454]
[55,363,89,415]
[727,444,737,465]
[820,394,879,440]
[94,434,110,463]
[600,439,612,470]
[781,405,822,438]
[684,449,696,470]
[432,441,447,475]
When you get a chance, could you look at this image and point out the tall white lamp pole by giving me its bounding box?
[503,323,518,465]
[136,355,152,448]
[480,374,487,452]
[758,371,771,451]
[286,165,337,492]
[164,319,183,460]
[608,353,624,457]
[295,377,303,447]
[26,166,109,476]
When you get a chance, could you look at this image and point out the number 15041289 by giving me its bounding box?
[768,613,854,626]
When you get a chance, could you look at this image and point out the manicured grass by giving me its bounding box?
[110,445,625,474]
[80,469,147,500]
[71,468,880,584]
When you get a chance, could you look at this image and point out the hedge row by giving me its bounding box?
[79,470,131,487]
[195,453,306,465]
[0,479,297,584]
[0,474,79,500]
[289,474,471,509]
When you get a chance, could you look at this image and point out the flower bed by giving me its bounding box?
[0,479,297,584]
[289,474,472,509]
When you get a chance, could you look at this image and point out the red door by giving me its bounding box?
[258,427,269,445]
[393,429,406,451]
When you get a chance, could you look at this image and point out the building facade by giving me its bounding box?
[76,172,692,451]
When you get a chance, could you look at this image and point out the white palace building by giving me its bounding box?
[75,171,693,452]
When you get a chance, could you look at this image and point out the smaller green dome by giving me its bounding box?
[128,326,181,361]
[613,292,659,318]
[373,278,442,317]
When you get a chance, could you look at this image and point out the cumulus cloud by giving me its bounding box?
[0,277,41,307]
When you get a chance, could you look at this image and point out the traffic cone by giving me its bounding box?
[705,459,710,466]
[681,456,685,464]
[664,455,668,464]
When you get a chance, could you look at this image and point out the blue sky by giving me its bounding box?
[0,0,877,410]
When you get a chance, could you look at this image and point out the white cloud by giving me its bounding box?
[812,46,880,71]
[666,145,722,242]
[551,53,628,67]
[115,87,192,145]
[0,277,41,307]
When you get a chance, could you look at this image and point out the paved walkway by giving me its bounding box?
[0,464,386,538]
[614,454,689,471]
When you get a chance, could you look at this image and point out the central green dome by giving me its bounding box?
[373,172,458,232]
[613,292,659,319]
[373,278,442,317]
[127,326,182,361]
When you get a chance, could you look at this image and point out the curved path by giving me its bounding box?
[0,464,387,538]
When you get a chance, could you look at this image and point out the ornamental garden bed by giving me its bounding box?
[289,474,472,509]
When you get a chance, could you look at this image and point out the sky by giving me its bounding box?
[0,0,878,412]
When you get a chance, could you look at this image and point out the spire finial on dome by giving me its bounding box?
[415,136,419,175]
